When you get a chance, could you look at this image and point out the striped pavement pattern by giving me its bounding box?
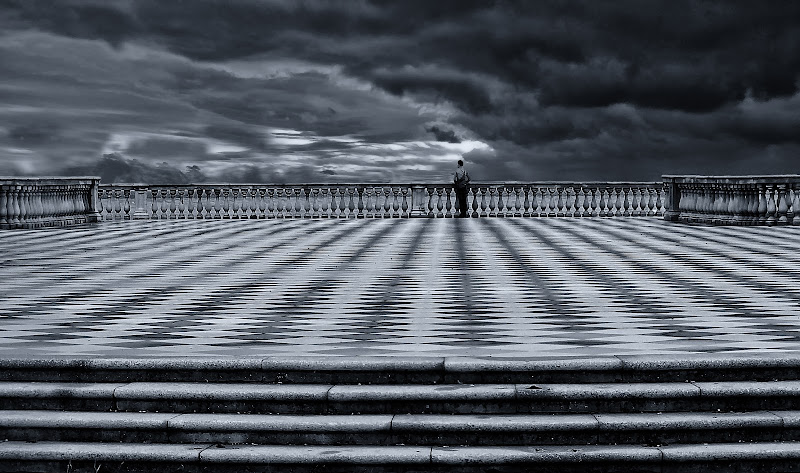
[1,218,799,357]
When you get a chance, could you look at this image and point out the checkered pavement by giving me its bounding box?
[1,218,799,357]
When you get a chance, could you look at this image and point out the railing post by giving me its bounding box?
[133,187,149,220]
[663,177,680,222]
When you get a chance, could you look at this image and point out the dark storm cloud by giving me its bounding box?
[2,0,799,181]
[426,126,461,144]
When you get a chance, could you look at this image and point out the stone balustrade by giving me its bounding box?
[97,182,666,220]
[663,175,800,226]
[0,177,101,229]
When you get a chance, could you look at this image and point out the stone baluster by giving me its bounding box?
[228,188,239,218]
[219,188,230,218]
[445,188,453,218]
[165,188,175,219]
[529,187,539,217]
[118,189,128,220]
[638,186,648,216]
[466,188,475,218]
[620,187,631,217]
[254,189,264,218]
[565,187,576,217]
[400,188,409,218]
[33,185,44,225]
[343,188,352,218]
[307,188,317,218]
[643,188,653,216]
[551,187,561,217]
[148,189,158,219]
[274,188,284,218]
[245,187,255,218]
[522,187,531,217]
[484,188,495,217]
[610,187,621,217]
[433,187,443,218]
[743,185,756,225]
[196,189,207,219]
[730,184,745,225]
[766,184,779,226]
[291,188,301,218]
[792,184,800,226]
[594,188,605,217]
[513,187,522,217]
[263,189,273,218]
[9,185,21,226]
[757,185,770,225]
[353,187,362,218]
[389,187,399,218]
[497,187,506,217]
[211,188,222,219]
[329,188,339,218]
[246,188,257,218]
[776,184,789,225]
[572,187,583,217]
[16,185,29,227]
[109,189,120,220]
[474,187,484,217]
[0,185,7,228]
[376,187,387,218]
[304,188,313,218]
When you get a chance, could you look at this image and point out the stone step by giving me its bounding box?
[3,381,800,414]
[0,410,797,446]
[3,441,800,473]
[3,354,800,384]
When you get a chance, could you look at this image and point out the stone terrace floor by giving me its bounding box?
[1,218,799,358]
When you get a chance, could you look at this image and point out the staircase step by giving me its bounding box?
[3,441,800,473]
[0,410,796,446]
[3,354,800,384]
[4,381,800,414]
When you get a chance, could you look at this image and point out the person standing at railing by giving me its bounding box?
[453,159,471,218]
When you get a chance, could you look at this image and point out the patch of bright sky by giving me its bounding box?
[203,58,342,80]
[104,131,248,156]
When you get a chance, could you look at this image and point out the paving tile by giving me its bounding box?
[1,218,799,357]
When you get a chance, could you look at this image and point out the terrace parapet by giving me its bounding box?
[0,177,101,229]
[97,182,666,220]
[663,175,800,226]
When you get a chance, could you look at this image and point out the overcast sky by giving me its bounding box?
[1,0,799,183]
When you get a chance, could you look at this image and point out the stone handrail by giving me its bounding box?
[97,182,666,220]
[0,177,101,229]
[663,175,800,226]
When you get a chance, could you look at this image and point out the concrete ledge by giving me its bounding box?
[431,445,662,464]
[114,383,330,401]
[391,414,597,432]
[328,384,516,402]
[260,356,445,371]
[515,383,701,400]
[444,356,624,372]
[199,445,431,464]
[696,381,800,397]
[660,442,800,461]
[595,412,783,431]
[0,382,121,398]
[169,414,393,432]
[0,410,174,429]
[0,442,209,461]
[5,354,800,384]
[3,442,800,468]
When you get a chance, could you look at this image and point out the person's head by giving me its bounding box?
[457,159,463,167]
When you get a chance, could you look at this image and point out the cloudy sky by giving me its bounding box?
[1,0,799,183]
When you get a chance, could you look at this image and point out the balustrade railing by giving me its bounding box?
[97,183,666,220]
[0,177,101,229]
[663,175,800,226]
